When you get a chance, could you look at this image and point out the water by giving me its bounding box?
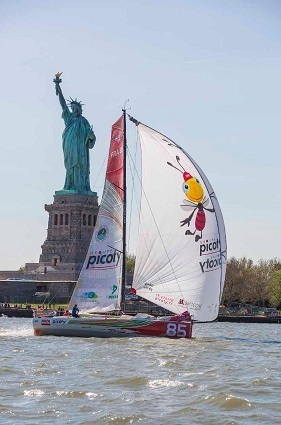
[0,318,280,424]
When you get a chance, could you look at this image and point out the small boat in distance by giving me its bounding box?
[33,110,227,338]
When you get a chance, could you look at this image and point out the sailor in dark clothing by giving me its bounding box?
[72,304,79,318]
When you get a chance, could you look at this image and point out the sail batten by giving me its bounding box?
[132,124,227,321]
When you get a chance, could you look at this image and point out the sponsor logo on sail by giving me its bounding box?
[108,285,118,299]
[199,253,221,273]
[95,226,109,242]
[111,133,123,158]
[155,294,173,305]
[86,249,121,269]
[83,291,98,299]
[185,301,202,310]
[199,238,221,273]
[199,238,220,256]
[178,299,202,311]
[110,145,123,158]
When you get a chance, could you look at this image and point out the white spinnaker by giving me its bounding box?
[132,124,227,321]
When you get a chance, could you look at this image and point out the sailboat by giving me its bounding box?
[33,110,227,338]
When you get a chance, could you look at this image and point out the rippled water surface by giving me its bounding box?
[0,318,280,424]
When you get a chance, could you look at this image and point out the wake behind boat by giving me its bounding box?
[33,108,226,339]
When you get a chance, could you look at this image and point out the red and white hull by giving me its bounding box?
[33,315,192,339]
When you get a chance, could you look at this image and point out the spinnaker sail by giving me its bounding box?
[132,124,227,322]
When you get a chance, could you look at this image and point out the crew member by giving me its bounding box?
[72,304,79,318]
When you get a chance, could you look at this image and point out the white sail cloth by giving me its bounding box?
[69,116,124,312]
[132,124,227,322]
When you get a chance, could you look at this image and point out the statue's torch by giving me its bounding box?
[53,72,63,95]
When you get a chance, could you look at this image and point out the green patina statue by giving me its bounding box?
[54,72,96,195]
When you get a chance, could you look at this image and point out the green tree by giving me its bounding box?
[268,270,281,308]
[223,257,281,306]
[223,257,255,304]
[126,254,136,274]
[251,259,281,306]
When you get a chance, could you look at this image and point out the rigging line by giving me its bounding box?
[126,148,183,306]
[47,286,63,305]
[37,282,63,306]
[39,294,50,306]
[91,153,107,191]
[107,245,123,254]
[192,320,217,338]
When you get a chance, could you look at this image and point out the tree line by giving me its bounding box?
[126,255,281,309]
[223,257,281,308]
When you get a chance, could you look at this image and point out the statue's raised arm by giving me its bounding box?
[53,72,67,112]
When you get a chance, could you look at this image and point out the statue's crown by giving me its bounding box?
[67,97,84,107]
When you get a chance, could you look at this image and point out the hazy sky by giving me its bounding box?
[0,0,280,270]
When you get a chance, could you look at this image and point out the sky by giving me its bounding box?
[0,0,281,270]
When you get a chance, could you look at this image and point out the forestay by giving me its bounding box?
[132,124,227,322]
[69,116,124,312]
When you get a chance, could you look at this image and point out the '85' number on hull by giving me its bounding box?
[166,323,187,338]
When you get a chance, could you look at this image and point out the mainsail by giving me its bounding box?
[132,124,227,322]
[69,116,124,312]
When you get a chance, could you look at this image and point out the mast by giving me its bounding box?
[121,108,127,311]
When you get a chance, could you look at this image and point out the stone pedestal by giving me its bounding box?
[39,192,99,280]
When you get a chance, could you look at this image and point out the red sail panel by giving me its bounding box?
[105,116,124,200]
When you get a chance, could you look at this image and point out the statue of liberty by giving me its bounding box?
[53,72,96,194]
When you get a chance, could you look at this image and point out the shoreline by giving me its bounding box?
[0,307,33,318]
[218,315,281,324]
